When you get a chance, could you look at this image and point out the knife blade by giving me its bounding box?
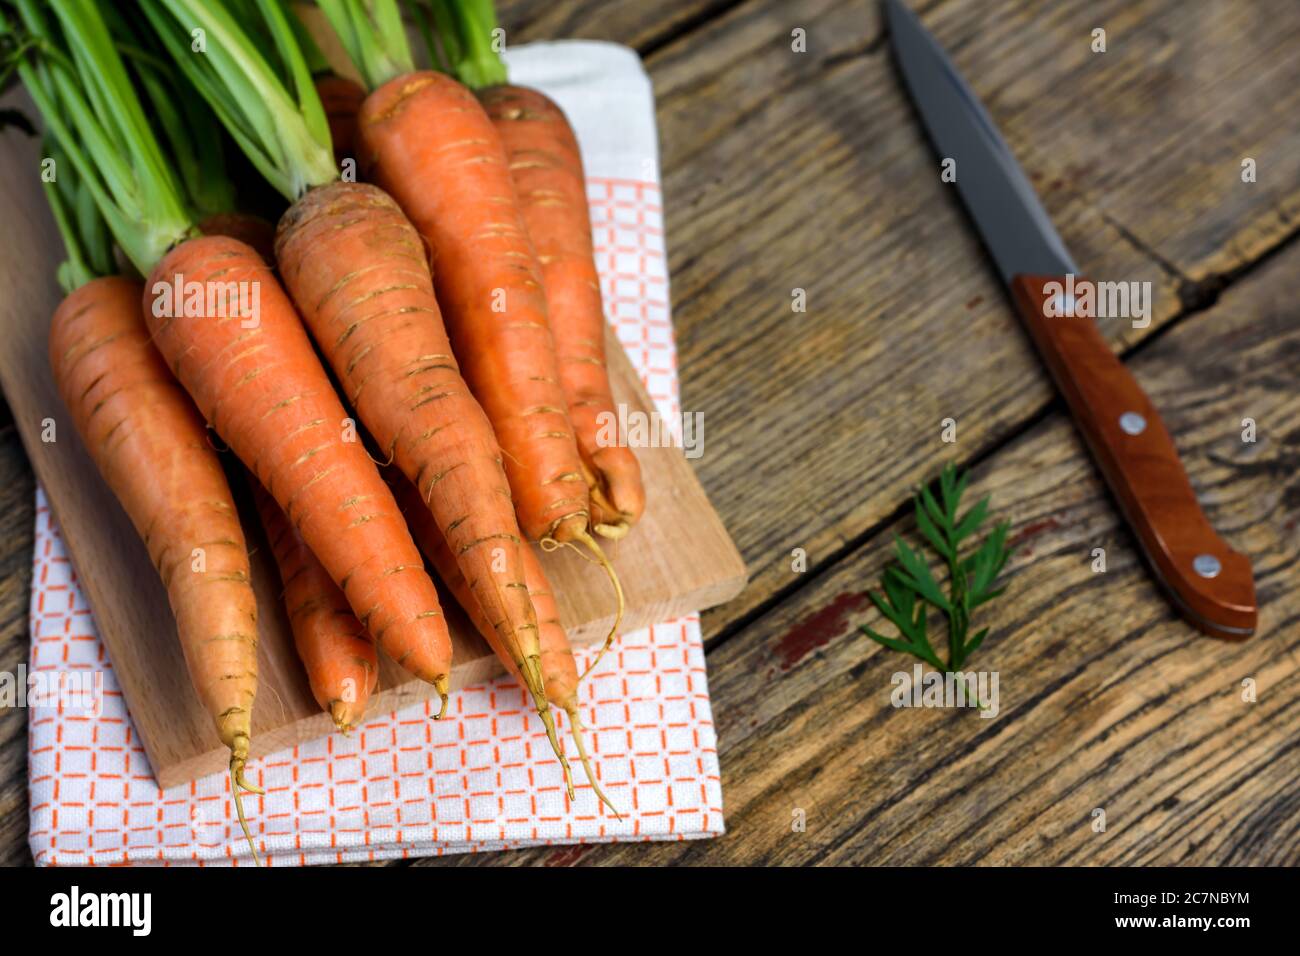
[884,0,1256,638]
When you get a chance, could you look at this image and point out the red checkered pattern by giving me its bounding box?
[27,177,723,866]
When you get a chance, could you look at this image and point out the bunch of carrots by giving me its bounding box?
[2,0,643,862]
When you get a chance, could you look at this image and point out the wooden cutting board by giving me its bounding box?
[0,93,746,790]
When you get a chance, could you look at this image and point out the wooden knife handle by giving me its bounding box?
[1010,274,1256,639]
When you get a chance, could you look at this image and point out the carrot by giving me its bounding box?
[141,0,584,781]
[49,276,263,855]
[384,0,627,673]
[317,4,626,673]
[479,83,645,538]
[355,74,589,541]
[274,181,570,782]
[143,235,454,710]
[252,479,378,732]
[392,473,617,813]
[11,0,271,861]
[120,1,460,710]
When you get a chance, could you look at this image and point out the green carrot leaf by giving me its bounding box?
[861,627,917,657]
[914,501,952,562]
[869,587,915,637]
[963,627,990,658]
[316,0,414,90]
[954,495,990,544]
[894,536,951,612]
[919,484,951,535]
[859,466,1012,674]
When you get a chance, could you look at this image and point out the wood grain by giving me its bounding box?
[433,228,1300,867]
[644,0,1300,630]
[404,0,1300,867]
[495,0,742,52]
[0,423,35,867]
[0,105,745,790]
[3,0,1300,866]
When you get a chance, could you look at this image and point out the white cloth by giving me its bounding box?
[27,41,723,865]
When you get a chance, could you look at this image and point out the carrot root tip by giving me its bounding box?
[525,656,575,799]
[539,531,624,678]
[432,675,450,719]
[230,756,263,867]
[330,700,355,734]
[573,531,625,680]
[593,519,630,540]
[565,703,621,819]
[588,478,632,540]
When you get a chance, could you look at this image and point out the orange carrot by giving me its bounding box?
[479,84,645,538]
[142,0,575,759]
[357,73,590,545]
[49,276,262,850]
[143,235,454,713]
[252,479,378,731]
[356,71,626,673]
[392,472,617,813]
[275,181,570,780]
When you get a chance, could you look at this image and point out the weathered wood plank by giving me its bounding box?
[4,0,1300,867]
[0,424,36,867]
[448,236,1300,866]
[642,0,1300,630]
[496,0,742,52]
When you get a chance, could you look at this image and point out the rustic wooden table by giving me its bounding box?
[2,0,1298,867]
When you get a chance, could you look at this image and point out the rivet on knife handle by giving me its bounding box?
[1010,275,1257,639]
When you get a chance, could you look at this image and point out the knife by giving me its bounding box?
[884,0,1256,639]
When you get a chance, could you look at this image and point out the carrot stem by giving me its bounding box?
[4,0,192,274]
[40,138,112,293]
[316,0,413,90]
[137,0,335,199]
[415,0,507,88]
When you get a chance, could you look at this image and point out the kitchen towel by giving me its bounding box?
[27,41,724,865]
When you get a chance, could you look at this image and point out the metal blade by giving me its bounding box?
[884,0,1077,281]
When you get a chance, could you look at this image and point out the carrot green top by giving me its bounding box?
[2,0,267,283]
[137,0,336,201]
[315,0,413,91]
[314,0,506,92]
[2,0,193,278]
[115,27,236,222]
[0,9,111,291]
[40,137,116,294]
[416,0,509,89]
